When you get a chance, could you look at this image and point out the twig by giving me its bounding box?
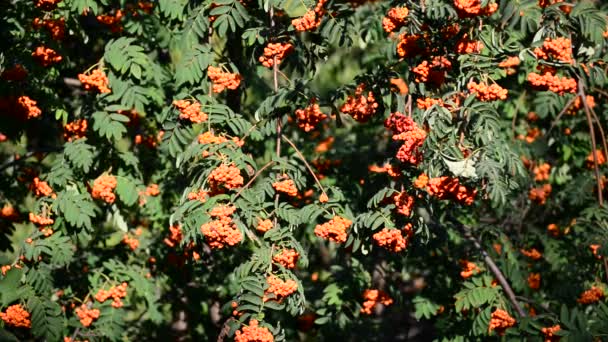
[70,327,81,342]
[547,95,577,135]
[281,134,328,197]
[233,161,274,200]
[449,216,527,318]
[579,81,603,205]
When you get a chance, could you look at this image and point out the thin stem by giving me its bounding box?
[579,81,603,206]
[547,95,577,135]
[233,161,274,200]
[281,134,328,197]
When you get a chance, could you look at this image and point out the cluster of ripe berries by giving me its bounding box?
[78,69,111,93]
[534,37,573,64]
[586,149,606,169]
[32,46,62,67]
[256,218,274,233]
[460,260,480,278]
[273,249,299,269]
[392,191,414,217]
[91,174,117,204]
[33,17,65,40]
[412,56,451,85]
[542,325,561,341]
[456,34,483,54]
[64,119,88,141]
[368,163,401,179]
[163,225,183,247]
[17,96,42,119]
[314,216,352,244]
[360,289,393,315]
[498,56,520,75]
[173,99,208,123]
[566,95,595,115]
[187,189,208,202]
[32,177,54,198]
[234,319,274,342]
[265,275,298,302]
[0,304,31,328]
[416,97,444,110]
[467,81,508,101]
[416,174,477,205]
[340,84,379,122]
[200,205,242,249]
[521,247,542,260]
[272,175,298,197]
[373,224,413,253]
[294,99,327,132]
[138,183,160,206]
[35,0,62,10]
[577,286,605,304]
[207,66,241,93]
[454,0,498,17]
[385,112,427,165]
[532,162,551,182]
[382,7,408,33]
[259,43,294,68]
[29,212,54,226]
[488,308,516,336]
[528,183,552,205]
[95,282,128,308]
[75,304,100,327]
[396,34,424,58]
[208,163,244,193]
[122,233,140,250]
[97,10,124,33]
[527,72,577,95]
[527,273,541,290]
[292,0,326,32]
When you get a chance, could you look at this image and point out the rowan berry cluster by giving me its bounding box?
[517,127,541,143]
[138,184,160,205]
[95,282,128,308]
[538,0,564,8]
[187,189,208,202]
[0,304,31,328]
[259,42,294,68]
[29,212,54,226]
[460,260,480,278]
[586,149,606,168]
[373,226,412,253]
[547,223,560,237]
[35,0,62,11]
[33,17,65,40]
[163,225,183,247]
[1,204,18,220]
[528,273,541,290]
[208,163,244,192]
[207,66,241,93]
[314,216,352,244]
[498,56,520,75]
[257,218,273,233]
[385,112,427,165]
[456,35,483,54]
[201,205,242,249]
[78,69,111,93]
[1,64,27,81]
[17,96,42,119]
[488,309,516,336]
[533,163,550,182]
[64,119,88,141]
[382,7,409,33]
[368,163,400,179]
[292,0,326,32]
[173,99,208,123]
[340,84,379,122]
[396,34,424,58]
[416,97,444,110]
[541,325,561,342]
[534,37,573,64]
[521,248,542,260]
[74,304,100,327]
[32,46,62,67]
[294,99,327,132]
[467,81,508,101]
[91,174,117,204]
[566,95,595,115]
[412,60,446,86]
[273,249,299,269]
[424,176,477,205]
[97,10,124,33]
[32,177,54,197]
[392,191,414,217]
[265,275,298,301]
[528,183,552,205]
[272,176,298,197]
[122,234,139,250]
[360,289,393,315]
[577,286,604,304]
[234,319,274,342]
[527,72,577,95]
[453,0,498,17]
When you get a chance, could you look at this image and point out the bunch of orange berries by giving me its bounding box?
[95,282,128,308]
[577,286,604,304]
[32,177,54,198]
[460,260,480,278]
[138,183,160,205]
[467,81,508,101]
[273,249,299,269]
[488,308,516,335]
[382,7,409,33]
[163,225,183,247]
[122,233,139,250]
[528,183,552,205]
[498,56,520,75]
[586,149,606,168]
[541,325,561,342]
[424,175,477,205]
[201,205,242,249]
[534,37,573,64]
[314,216,352,244]
[294,99,327,132]
[78,69,111,93]
[533,163,551,182]
[521,248,543,260]
[412,56,451,85]
[528,72,577,95]
[64,119,88,141]
[1,204,18,221]
[373,225,412,253]
[208,163,244,192]
[566,95,595,115]
[340,84,379,122]
[207,66,241,93]
[360,289,393,315]
[91,174,117,204]
[272,175,298,197]
[234,319,274,342]
[173,99,208,123]
[16,96,42,119]
[292,0,326,32]
[416,97,444,110]
[32,46,62,67]
[187,189,208,202]
[256,218,273,233]
[0,304,31,328]
[75,304,100,327]
[259,42,294,68]
[29,212,54,226]
[33,17,65,40]
[396,34,424,58]
[528,273,541,290]
[392,191,415,216]
[453,0,498,17]
[456,35,483,54]
[35,0,62,11]
[97,10,124,33]
[265,275,298,301]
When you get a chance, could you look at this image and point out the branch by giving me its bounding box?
[281,134,328,197]
[233,161,274,200]
[579,81,603,205]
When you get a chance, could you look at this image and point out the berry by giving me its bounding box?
[78,69,110,93]
[173,99,208,123]
[259,43,294,68]
[314,216,352,244]
[360,289,393,315]
[32,46,62,67]
[488,309,516,336]
[91,174,117,204]
[0,304,31,328]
